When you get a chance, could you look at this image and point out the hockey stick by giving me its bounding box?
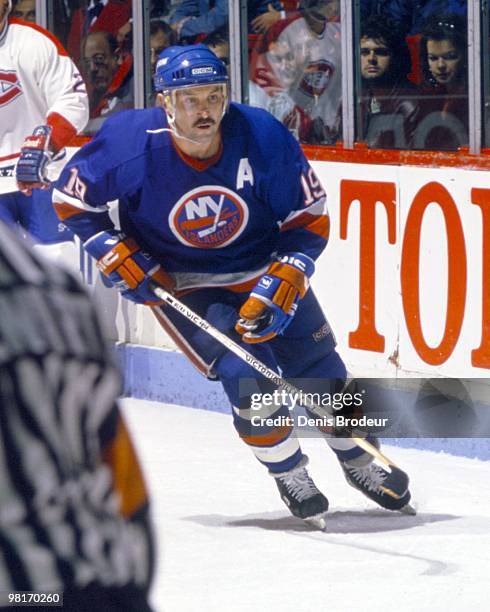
[151,285,404,472]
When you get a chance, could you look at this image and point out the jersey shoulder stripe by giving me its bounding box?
[9,18,69,56]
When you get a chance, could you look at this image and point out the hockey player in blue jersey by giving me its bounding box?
[52,44,412,526]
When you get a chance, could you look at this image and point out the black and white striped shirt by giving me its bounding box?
[0,223,153,595]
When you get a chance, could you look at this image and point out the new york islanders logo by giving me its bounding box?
[0,71,22,107]
[299,60,334,98]
[169,186,249,248]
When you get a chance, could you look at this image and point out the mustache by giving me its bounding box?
[193,118,215,127]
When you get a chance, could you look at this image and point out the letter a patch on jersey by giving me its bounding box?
[236,158,254,189]
[169,186,249,248]
[0,72,23,107]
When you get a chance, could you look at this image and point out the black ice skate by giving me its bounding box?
[341,452,415,514]
[272,456,329,529]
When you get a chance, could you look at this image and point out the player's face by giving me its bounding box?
[360,37,392,80]
[172,84,226,144]
[427,39,462,85]
[0,0,10,29]
[12,0,35,22]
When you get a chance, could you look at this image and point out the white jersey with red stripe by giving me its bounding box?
[0,17,88,193]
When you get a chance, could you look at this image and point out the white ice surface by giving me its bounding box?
[121,399,490,612]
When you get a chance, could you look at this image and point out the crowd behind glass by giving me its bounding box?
[26,1,485,152]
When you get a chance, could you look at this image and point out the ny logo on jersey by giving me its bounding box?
[169,186,249,248]
[0,71,23,107]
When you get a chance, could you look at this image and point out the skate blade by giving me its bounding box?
[398,503,417,516]
[304,514,327,531]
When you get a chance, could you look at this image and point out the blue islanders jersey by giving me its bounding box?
[53,103,329,290]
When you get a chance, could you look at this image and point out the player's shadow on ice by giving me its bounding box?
[184,510,459,533]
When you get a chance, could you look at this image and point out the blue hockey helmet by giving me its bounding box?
[153,44,229,92]
[153,44,229,142]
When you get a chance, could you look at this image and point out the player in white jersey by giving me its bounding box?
[0,0,88,263]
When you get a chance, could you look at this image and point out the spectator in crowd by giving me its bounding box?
[414,13,468,150]
[358,15,418,148]
[116,17,133,52]
[251,2,286,34]
[170,0,228,41]
[81,30,134,135]
[118,8,177,55]
[360,1,412,35]
[150,0,172,19]
[249,0,297,32]
[150,19,176,73]
[170,0,284,42]
[250,1,328,34]
[202,26,230,74]
[299,0,339,22]
[421,14,466,88]
[360,1,466,36]
[146,19,176,105]
[11,0,35,22]
[68,0,132,64]
[410,0,466,35]
[0,221,155,612]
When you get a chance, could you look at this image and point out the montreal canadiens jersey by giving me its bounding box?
[0,18,88,192]
[279,18,342,131]
[53,103,329,291]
